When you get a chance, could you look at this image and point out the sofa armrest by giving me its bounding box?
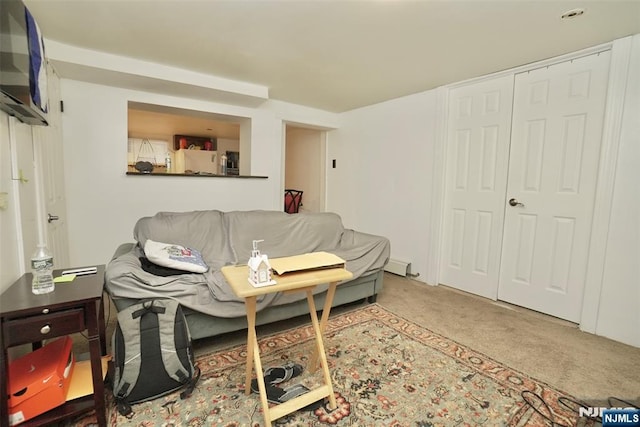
[335,229,390,277]
[111,242,136,261]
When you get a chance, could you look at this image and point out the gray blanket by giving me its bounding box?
[105,210,390,318]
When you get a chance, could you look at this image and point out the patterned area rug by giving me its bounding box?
[73,303,590,426]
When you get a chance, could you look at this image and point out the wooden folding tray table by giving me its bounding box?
[221,254,352,426]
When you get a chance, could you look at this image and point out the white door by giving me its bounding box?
[439,75,514,298]
[34,64,70,268]
[498,52,611,322]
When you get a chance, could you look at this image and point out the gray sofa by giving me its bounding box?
[105,210,390,340]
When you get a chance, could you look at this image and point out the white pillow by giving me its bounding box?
[143,239,209,273]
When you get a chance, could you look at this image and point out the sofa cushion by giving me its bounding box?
[225,211,345,263]
[134,210,232,269]
[144,239,209,273]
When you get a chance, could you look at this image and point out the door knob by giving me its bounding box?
[508,198,525,207]
[47,213,59,223]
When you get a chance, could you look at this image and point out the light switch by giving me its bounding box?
[0,192,8,210]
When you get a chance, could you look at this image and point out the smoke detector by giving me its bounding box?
[561,8,585,19]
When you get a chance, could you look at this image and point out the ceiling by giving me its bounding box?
[24,0,640,113]
[128,102,242,140]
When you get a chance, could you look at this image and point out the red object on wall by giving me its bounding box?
[7,336,75,426]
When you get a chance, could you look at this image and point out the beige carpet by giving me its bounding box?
[91,272,639,407]
[376,274,640,403]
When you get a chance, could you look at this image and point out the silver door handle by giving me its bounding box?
[508,198,525,207]
[47,213,59,223]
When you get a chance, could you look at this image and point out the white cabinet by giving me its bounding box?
[174,150,217,174]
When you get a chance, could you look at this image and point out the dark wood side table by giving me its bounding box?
[0,265,107,427]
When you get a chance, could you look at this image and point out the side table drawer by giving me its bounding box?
[3,308,85,346]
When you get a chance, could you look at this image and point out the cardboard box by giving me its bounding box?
[269,251,346,275]
[65,355,110,401]
[8,336,75,426]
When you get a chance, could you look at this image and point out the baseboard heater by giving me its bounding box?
[384,259,412,277]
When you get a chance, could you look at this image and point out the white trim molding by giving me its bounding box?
[579,36,633,333]
[8,117,26,275]
[426,86,449,287]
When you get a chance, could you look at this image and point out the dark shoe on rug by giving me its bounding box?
[250,381,323,411]
[263,361,304,385]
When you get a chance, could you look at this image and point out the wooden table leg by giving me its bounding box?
[244,296,273,425]
[308,281,337,373]
[86,301,107,427]
[306,289,337,410]
[98,294,107,355]
[244,296,257,395]
[1,344,8,427]
[253,337,271,426]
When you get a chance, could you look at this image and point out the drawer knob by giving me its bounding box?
[42,308,49,314]
[40,324,51,334]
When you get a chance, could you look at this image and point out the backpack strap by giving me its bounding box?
[180,365,201,400]
[154,300,193,384]
[112,302,146,414]
[116,400,134,418]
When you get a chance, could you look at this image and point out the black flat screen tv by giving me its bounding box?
[0,0,48,126]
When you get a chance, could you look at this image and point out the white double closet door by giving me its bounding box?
[440,51,611,323]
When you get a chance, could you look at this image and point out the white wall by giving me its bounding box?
[328,91,438,280]
[59,79,339,267]
[595,34,640,347]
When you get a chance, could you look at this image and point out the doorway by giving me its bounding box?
[284,125,326,213]
[439,51,611,322]
[35,64,70,269]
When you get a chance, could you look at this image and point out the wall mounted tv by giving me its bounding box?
[0,0,48,126]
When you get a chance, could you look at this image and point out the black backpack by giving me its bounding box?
[111,299,200,417]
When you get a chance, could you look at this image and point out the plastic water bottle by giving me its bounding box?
[220,153,227,175]
[165,153,172,173]
[31,244,54,294]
